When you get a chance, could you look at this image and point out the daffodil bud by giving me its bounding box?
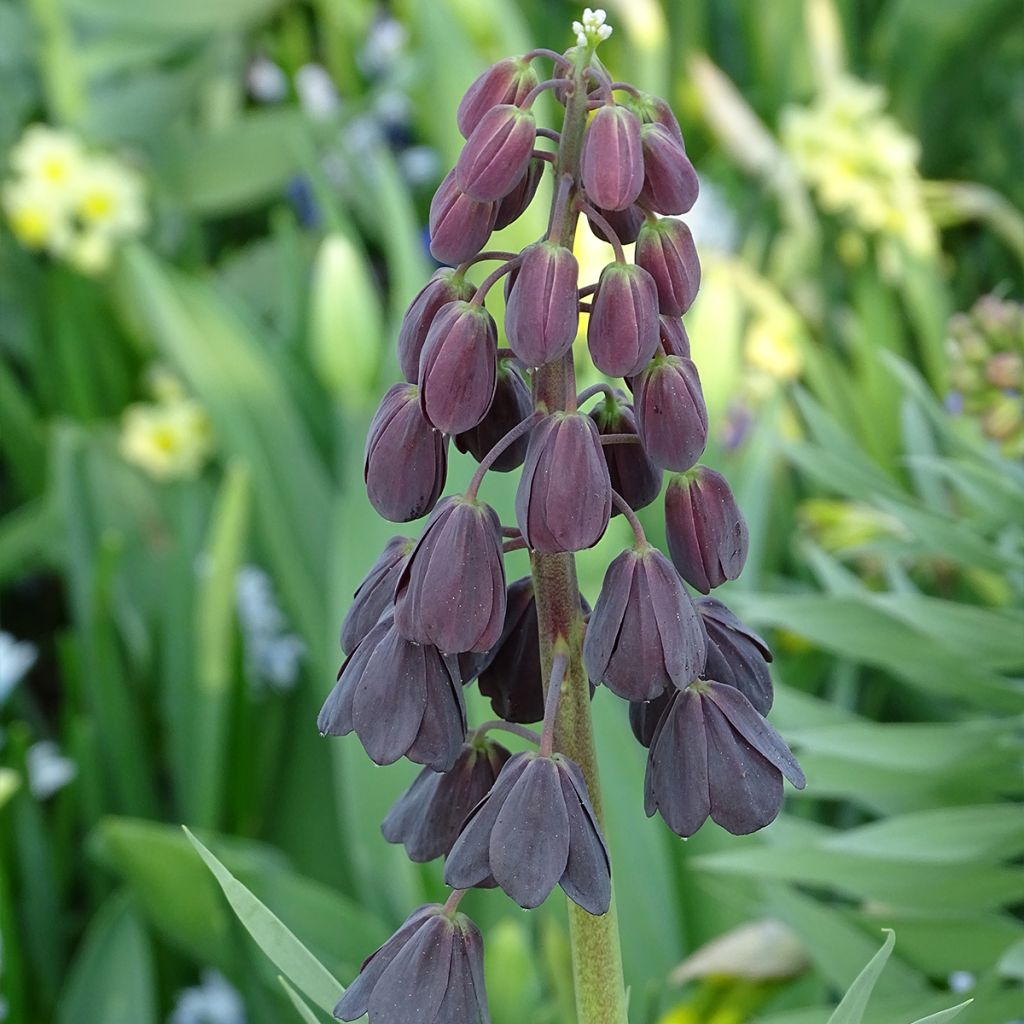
[505,241,580,367]
[581,104,644,211]
[587,202,645,245]
[665,466,748,594]
[457,57,539,138]
[428,169,498,265]
[364,383,448,523]
[589,393,661,513]
[418,301,497,434]
[397,268,476,383]
[587,262,661,377]
[455,357,533,471]
[639,123,699,215]
[633,355,708,471]
[456,104,537,202]
[494,155,544,230]
[635,217,701,316]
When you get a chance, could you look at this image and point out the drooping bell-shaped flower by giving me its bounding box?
[584,544,706,701]
[394,496,506,654]
[589,393,662,513]
[644,681,804,838]
[628,687,673,748]
[587,202,645,245]
[429,169,498,266]
[340,535,414,655]
[364,383,448,523]
[382,737,511,862]
[638,123,699,215]
[335,905,490,1024]
[445,751,611,914]
[418,301,497,435]
[633,355,708,472]
[515,412,612,553]
[635,217,701,316]
[457,56,539,138]
[505,241,580,368]
[587,261,661,377]
[494,155,543,230]
[665,466,748,593]
[455,357,533,472]
[580,104,645,211]
[456,104,537,202]
[397,269,476,384]
[697,597,773,715]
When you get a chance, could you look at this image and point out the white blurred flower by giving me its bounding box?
[2,176,72,251]
[120,396,213,481]
[373,88,412,129]
[247,56,288,103]
[398,145,441,186]
[948,970,975,993]
[359,17,408,77]
[236,566,285,636]
[169,971,245,1024]
[26,741,76,799]
[236,566,304,693]
[685,177,739,254]
[296,63,340,120]
[0,632,37,705]
[72,155,147,238]
[9,125,85,192]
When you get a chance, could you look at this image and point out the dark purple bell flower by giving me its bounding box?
[515,412,612,553]
[456,104,536,202]
[445,751,611,914]
[665,466,748,593]
[628,688,673,748]
[505,241,580,368]
[382,737,511,862]
[638,123,699,215]
[644,680,805,838]
[429,169,498,266]
[697,597,773,715]
[494,156,543,230]
[587,262,661,377]
[659,315,690,358]
[589,394,661,513]
[418,301,497,435]
[635,218,701,316]
[395,496,506,654]
[397,269,476,383]
[581,104,644,211]
[335,904,490,1023]
[587,203,645,245]
[633,355,708,472]
[455,357,533,472]
[340,535,414,655]
[584,545,706,702]
[457,56,539,138]
[365,383,448,523]
[318,617,467,772]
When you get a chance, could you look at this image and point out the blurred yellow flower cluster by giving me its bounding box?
[119,369,214,482]
[2,124,148,274]
[781,76,935,268]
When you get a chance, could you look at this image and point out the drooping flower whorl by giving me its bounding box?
[633,355,708,472]
[698,597,774,715]
[340,535,413,655]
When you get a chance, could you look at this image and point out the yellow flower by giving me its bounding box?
[120,398,213,481]
[65,230,114,275]
[745,316,802,381]
[1,178,72,251]
[72,156,147,238]
[10,124,85,192]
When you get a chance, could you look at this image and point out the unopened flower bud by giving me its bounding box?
[589,394,661,512]
[633,355,708,471]
[455,357,533,471]
[659,315,691,358]
[665,467,748,593]
[365,383,448,522]
[505,241,580,367]
[494,155,544,230]
[457,56,539,138]
[639,123,699,215]
[584,545,706,701]
[986,351,1023,390]
[625,90,686,147]
[581,105,644,211]
[395,496,506,654]
[628,688,673,748]
[456,104,537,201]
[429,169,498,265]
[418,301,497,434]
[697,597,773,715]
[515,412,612,553]
[635,217,701,316]
[587,202,645,245]
[587,262,661,377]
[397,269,476,383]
[445,751,611,914]
[382,737,511,862]
[340,535,414,654]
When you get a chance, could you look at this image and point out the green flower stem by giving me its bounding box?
[529,46,630,1024]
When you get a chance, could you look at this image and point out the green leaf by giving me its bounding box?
[65,0,289,34]
[57,892,156,1024]
[278,976,327,1024]
[184,827,344,1016]
[908,1000,973,1024]
[827,929,894,1024]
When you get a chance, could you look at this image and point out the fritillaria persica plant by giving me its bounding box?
[319,10,804,1023]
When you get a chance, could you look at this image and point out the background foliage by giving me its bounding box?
[1,1,1022,1022]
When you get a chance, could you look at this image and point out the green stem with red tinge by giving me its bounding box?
[529,44,630,1024]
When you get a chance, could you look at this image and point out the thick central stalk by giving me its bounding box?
[530,48,630,1024]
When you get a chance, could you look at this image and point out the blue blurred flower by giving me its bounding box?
[169,971,245,1024]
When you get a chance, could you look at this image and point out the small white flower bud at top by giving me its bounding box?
[573,8,612,48]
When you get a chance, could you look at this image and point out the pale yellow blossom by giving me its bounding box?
[120,398,213,481]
